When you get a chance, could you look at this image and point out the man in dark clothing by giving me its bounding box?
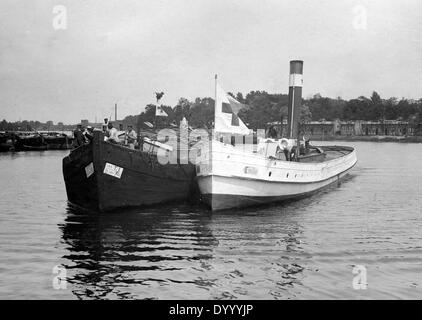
[268,125,278,139]
[73,124,85,147]
[83,126,94,143]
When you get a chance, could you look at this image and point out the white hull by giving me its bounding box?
[196,140,357,211]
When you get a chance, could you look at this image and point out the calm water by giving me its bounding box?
[0,141,421,299]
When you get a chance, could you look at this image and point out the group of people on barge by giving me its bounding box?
[72,121,138,149]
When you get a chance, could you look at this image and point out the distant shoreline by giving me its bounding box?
[309,135,422,143]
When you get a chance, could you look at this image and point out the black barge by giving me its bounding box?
[62,131,197,212]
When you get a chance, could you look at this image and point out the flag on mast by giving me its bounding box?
[155,105,168,117]
[214,82,250,135]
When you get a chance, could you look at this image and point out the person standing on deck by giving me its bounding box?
[126,125,137,149]
[83,126,94,143]
[105,122,119,143]
[73,124,85,147]
[267,125,278,139]
[102,118,108,133]
[117,123,126,144]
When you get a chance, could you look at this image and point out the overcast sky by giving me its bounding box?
[1,0,421,123]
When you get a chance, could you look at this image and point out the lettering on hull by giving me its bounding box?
[103,162,123,179]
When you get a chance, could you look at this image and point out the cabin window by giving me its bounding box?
[244,166,257,174]
[269,172,272,177]
[286,173,289,178]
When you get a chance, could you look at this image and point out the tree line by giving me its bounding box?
[131,91,422,131]
[2,91,421,132]
[0,119,66,132]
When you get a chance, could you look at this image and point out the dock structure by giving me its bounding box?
[268,119,416,138]
[0,131,74,152]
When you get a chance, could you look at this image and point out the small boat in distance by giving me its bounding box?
[1,131,73,151]
[39,132,73,150]
[0,132,14,152]
[62,130,197,212]
[195,60,357,211]
[12,132,48,151]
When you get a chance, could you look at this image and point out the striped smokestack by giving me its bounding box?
[287,60,303,139]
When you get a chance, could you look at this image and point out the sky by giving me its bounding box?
[1,0,422,123]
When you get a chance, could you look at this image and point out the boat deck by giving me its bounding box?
[297,145,354,163]
[319,145,354,161]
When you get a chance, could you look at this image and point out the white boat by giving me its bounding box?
[196,139,357,210]
[195,60,357,211]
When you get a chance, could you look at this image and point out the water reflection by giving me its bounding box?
[59,201,310,299]
[200,205,307,299]
[58,176,361,299]
[60,204,217,299]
